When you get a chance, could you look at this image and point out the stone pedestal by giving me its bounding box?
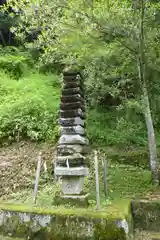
[54,69,90,207]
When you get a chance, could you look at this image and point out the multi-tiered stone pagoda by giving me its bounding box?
[54,69,89,206]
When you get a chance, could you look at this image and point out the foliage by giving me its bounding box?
[0,2,19,46]
[87,108,147,147]
[0,68,151,146]
[0,46,33,78]
[0,72,60,141]
[6,0,160,106]
[0,0,160,148]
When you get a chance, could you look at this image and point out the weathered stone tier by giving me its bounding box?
[61,94,85,103]
[60,102,85,111]
[55,166,89,176]
[59,117,85,127]
[60,109,85,119]
[62,88,84,96]
[56,159,87,167]
[60,126,85,136]
[58,134,89,145]
[63,82,83,89]
[56,154,88,167]
[57,144,89,155]
[63,77,82,85]
[63,70,82,76]
[63,75,83,82]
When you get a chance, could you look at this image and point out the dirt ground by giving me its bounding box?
[0,141,55,199]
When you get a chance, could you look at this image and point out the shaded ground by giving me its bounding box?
[0,141,154,209]
[0,141,55,199]
[134,230,160,240]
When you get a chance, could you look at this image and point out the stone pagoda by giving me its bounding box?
[54,69,89,206]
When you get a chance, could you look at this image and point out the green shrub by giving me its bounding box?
[0,72,60,142]
[0,70,155,147]
[0,47,32,78]
[86,108,147,147]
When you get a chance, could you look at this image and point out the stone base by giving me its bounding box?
[61,176,84,195]
[54,193,89,207]
[0,202,128,240]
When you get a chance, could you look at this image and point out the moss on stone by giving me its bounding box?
[94,222,127,240]
[0,202,130,240]
[131,199,160,232]
[54,194,89,208]
[25,220,127,240]
[0,202,127,220]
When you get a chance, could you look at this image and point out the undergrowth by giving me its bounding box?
[0,72,60,142]
[86,108,148,147]
[0,69,160,147]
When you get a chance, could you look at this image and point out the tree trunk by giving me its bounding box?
[138,0,159,184]
[143,83,159,184]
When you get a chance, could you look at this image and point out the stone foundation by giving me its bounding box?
[131,199,160,232]
[0,203,129,240]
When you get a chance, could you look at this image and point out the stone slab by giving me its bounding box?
[63,80,82,88]
[58,134,89,145]
[60,126,85,135]
[55,154,89,167]
[55,166,89,176]
[56,159,85,167]
[54,193,89,207]
[61,94,84,103]
[63,69,81,76]
[134,230,160,240]
[64,76,82,83]
[0,203,129,237]
[63,72,81,79]
[56,153,85,164]
[59,117,85,126]
[63,82,82,89]
[131,200,160,232]
[62,88,84,97]
[60,109,85,119]
[60,101,85,111]
[60,176,84,195]
[57,144,90,155]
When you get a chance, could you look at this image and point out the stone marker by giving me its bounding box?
[54,69,89,207]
